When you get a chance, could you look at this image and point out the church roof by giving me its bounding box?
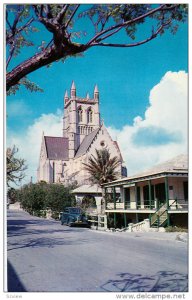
[44,136,69,160]
[75,128,100,158]
[113,141,123,160]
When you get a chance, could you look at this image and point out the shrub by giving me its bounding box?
[33,210,46,218]
[51,211,60,220]
[165,226,188,233]
[18,182,76,216]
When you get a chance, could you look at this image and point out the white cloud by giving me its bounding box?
[7,71,188,185]
[7,110,63,185]
[108,71,188,175]
[143,71,187,136]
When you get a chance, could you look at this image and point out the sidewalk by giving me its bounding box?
[91,228,188,243]
[127,231,188,243]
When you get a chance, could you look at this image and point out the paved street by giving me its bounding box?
[7,210,188,292]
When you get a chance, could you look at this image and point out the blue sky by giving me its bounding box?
[6,4,188,185]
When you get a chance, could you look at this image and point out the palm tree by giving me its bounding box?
[83,148,121,212]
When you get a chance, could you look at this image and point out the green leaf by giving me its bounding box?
[20,77,44,92]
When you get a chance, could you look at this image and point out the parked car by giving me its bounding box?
[60,207,90,227]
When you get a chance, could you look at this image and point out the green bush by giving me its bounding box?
[51,211,60,220]
[46,183,76,212]
[18,182,76,216]
[33,210,46,218]
[165,226,188,233]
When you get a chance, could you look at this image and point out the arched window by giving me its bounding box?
[87,108,93,123]
[78,107,83,122]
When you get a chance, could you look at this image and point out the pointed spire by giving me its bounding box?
[64,90,69,103]
[71,81,76,99]
[94,84,99,101]
[71,80,76,90]
[94,84,99,93]
[86,92,90,100]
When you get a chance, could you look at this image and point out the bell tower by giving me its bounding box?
[63,81,101,158]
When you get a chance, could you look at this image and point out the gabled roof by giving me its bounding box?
[136,154,188,176]
[44,136,69,160]
[71,184,102,194]
[103,154,188,187]
[75,128,100,158]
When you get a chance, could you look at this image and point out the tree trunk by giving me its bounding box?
[101,187,106,214]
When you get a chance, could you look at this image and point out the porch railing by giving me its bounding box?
[168,199,188,211]
[105,198,188,211]
[106,202,124,210]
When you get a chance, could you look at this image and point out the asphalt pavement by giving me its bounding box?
[6,209,188,292]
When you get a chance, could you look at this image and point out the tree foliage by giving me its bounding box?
[45,183,76,212]
[6,146,27,187]
[79,195,97,211]
[83,148,121,186]
[6,4,187,93]
[18,182,76,216]
[7,187,18,204]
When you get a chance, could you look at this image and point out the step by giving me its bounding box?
[151,219,167,227]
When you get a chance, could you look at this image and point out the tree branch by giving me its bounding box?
[6,4,185,92]
[6,46,56,90]
[40,5,44,18]
[93,19,172,48]
[12,7,24,32]
[100,11,113,32]
[6,41,86,91]
[65,4,80,29]
[6,44,15,69]
[33,5,57,34]
[6,10,12,30]
[86,4,167,47]
[95,27,123,44]
[46,4,53,18]
[6,17,34,43]
[56,4,70,23]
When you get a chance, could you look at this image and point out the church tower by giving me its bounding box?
[63,82,101,159]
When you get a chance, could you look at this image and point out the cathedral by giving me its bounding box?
[37,82,127,186]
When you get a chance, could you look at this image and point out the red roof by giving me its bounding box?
[44,136,69,160]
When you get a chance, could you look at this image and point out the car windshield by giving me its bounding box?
[68,208,81,214]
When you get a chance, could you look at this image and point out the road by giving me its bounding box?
[7,210,188,292]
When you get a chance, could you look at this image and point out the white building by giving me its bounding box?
[37,82,127,186]
[103,154,188,229]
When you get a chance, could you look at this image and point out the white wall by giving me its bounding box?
[168,177,187,200]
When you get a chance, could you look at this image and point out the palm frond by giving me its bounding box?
[83,148,121,186]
